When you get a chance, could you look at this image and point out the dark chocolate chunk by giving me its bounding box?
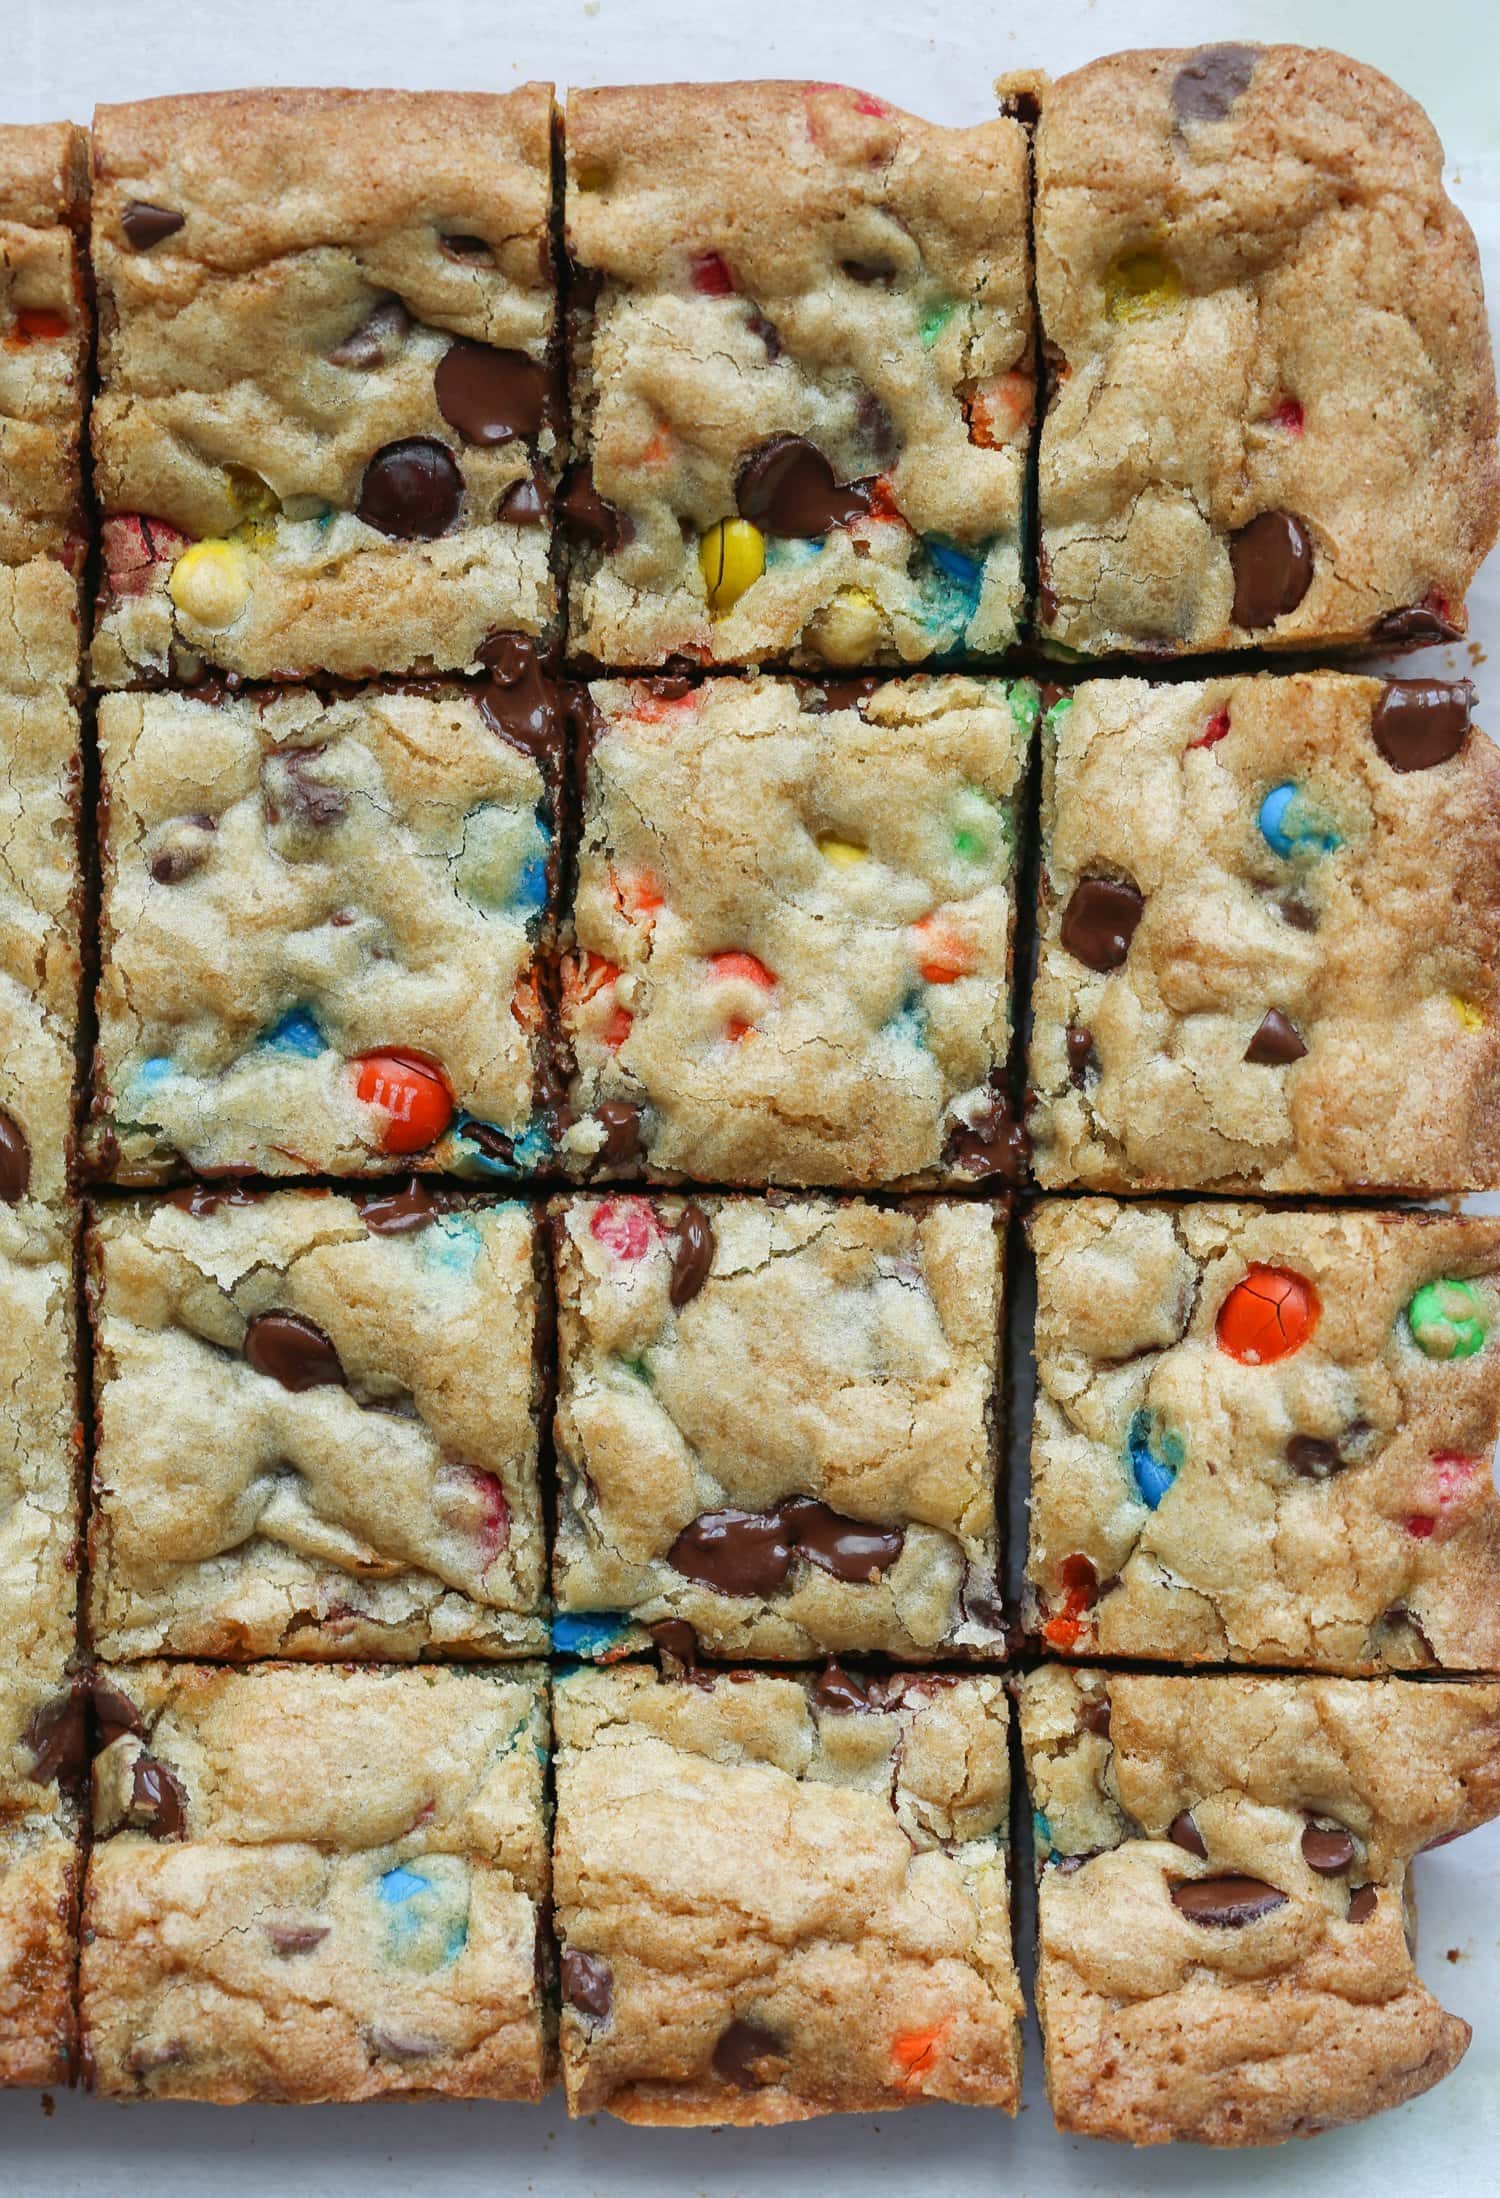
[243,1312,346,1393]
[92,1679,146,1749]
[361,1179,441,1236]
[477,632,568,761]
[167,1182,257,1219]
[265,1922,330,1957]
[712,2019,781,2089]
[461,1118,516,1167]
[813,1661,872,1713]
[0,1112,31,1204]
[803,675,879,715]
[1302,1824,1357,1875]
[668,1508,796,1598]
[556,462,631,552]
[1066,1023,1097,1088]
[434,339,548,446]
[1372,603,1460,646]
[1169,1810,1208,1860]
[648,1619,699,1673]
[561,1948,613,2020]
[132,1756,188,1840]
[1244,1009,1307,1065]
[150,816,216,885]
[1348,1884,1379,1924]
[745,307,782,361]
[779,1497,904,1584]
[736,435,873,537]
[24,1681,88,1784]
[498,468,551,526]
[946,1078,1030,1182]
[269,747,349,829]
[329,297,410,369]
[121,200,184,250]
[356,438,464,539]
[1278,894,1318,933]
[1171,44,1257,123]
[1080,1699,1112,1739]
[1286,1435,1345,1479]
[1371,679,1473,773]
[1229,511,1313,628]
[592,1100,643,1168]
[1171,1875,1287,1927]
[669,1204,715,1306]
[1059,876,1144,972]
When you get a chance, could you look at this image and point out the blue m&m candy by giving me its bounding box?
[1258,783,1340,860]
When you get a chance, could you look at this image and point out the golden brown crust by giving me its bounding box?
[0,1819,79,2089]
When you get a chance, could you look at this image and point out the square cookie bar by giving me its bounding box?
[1035,46,1500,655]
[90,89,559,686]
[552,1195,1005,1661]
[1027,1200,1500,1671]
[1028,673,1500,1193]
[564,81,1032,668]
[87,1188,546,1660]
[0,1812,80,2088]
[1019,1668,1500,2145]
[91,679,564,1181]
[0,680,82,1218]
[553,1664,1021,2122]
[1,122,89,588]
[562,674,1034,1186]
[80,1663,551,2101]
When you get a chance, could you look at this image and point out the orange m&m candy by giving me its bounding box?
[1216,1265,1321,1365]
[352,1051,454,1155]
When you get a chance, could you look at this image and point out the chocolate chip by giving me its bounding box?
[265,1923,329,1957]
[1278,895,1318,933]
[356,439,464,539]
[561,1948,613,2020]
[121,200,184,250]
[24,1682,88,1785]
[461,1119,515,1167]
[1059,876,1144,972]
[434,340,549,446]
[712,2019,781,2089]
[1244,1009,1307,1065]
[1066,1024,1097,1088]
[803,675,879,715]
[1372,603,1460,646]
[1371,679,1473,772]
[1302,1825,1357,1875]
[669,1508,796,1598]
[946,1079,1030,1182]
[167,1182,256,1219]
[92,1679,145,1749]
[1348,1884,1379,1924]
[813,1661,872,1713]
[361,1179,441,1236]
[0,1112,31,1204]
[268,747,348,829]
[1286,1435,1345,1479]
[1169,1810,1208,1859]
[476,632,569,763]
[780,1497,905,1584]
[1229,511,1313,628]
[329,297,410,369]
[1171,44,1257,122]
[149,816,215,884]
[669,1205,715,1306]
[243,1312,346,1393]
[592,1100,643,1168]
[745,308,782,361]
[498,468,551,526]
[648,1619,699,1674]
[1080,1699,1112,1738]
[556,463,631,552]
[735,435,873,537]
[132,1756,187,1840]
[1171,1875,1287,1927]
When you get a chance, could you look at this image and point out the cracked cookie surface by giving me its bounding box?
[564,81,1031,668]
[552,1662,1020,2122]
[1019,1666,1500,2145]
[553,1195,1004,1660]
[1027,1199,1500,1670]
[562,674,1033,1186]
[0,121,89,579]
[1028,673,1500,1192]
[93,685,558,1180]
[89,89,558,685]
[81,1661,551,2101]
[87,1190,546,1660]
[1035,45,1500,655]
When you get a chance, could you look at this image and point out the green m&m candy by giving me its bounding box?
[1406,1279,1488,1360]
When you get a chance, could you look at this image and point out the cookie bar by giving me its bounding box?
[553,1663,1021,2122]
[91,677,564,1181]
[1035,46,1500,656]
[552,1195,1004,1661]
[87,1188,546,1660]
[564,81,1032,668]
[1028,673,1500,1193]
[562,674,1034,1186]
[1,119,89,670]
[0,1220,83,2089]
[1027,1200,1500,1671]
[89,89,559,686]
[80,1662,551,2101]
[1019,1667,1500,2145]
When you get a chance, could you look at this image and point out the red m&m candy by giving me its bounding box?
[1216,1265,1321,1364]
[352,1051,454,1154]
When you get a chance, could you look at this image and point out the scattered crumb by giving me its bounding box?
[39,2092,54,2116]
[1446,1948,1463,1963]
